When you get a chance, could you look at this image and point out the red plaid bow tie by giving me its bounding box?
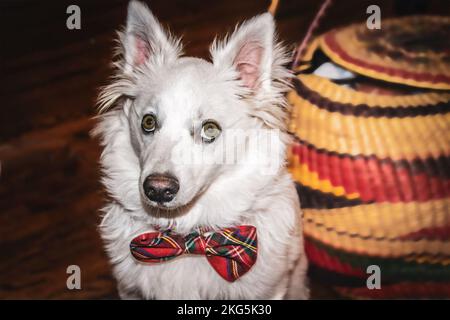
[130,225,257,282]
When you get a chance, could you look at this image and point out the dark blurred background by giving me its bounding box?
[1,0,449,299]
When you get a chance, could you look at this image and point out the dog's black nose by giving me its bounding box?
[143,174,179,203]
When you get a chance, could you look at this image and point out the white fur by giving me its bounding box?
[93,1,309,299]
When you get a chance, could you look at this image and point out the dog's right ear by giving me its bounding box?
[121,1,182,74]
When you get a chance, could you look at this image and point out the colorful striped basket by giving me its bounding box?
[287,16,450,299]
[300,15,450,90]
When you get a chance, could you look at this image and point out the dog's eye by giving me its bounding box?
[201,120,221,143]
[141,114,157,133]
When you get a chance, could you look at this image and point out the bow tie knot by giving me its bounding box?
[130,226,258,282]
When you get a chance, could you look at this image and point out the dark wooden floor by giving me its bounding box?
[1,0,449,299]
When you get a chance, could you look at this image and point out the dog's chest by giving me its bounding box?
[132,256,249,299]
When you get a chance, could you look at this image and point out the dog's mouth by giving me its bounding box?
[139,189,186,214]
[140,195,178,210]
[141,199,193,218]
[148,201,177,210]
[140,187,205,218]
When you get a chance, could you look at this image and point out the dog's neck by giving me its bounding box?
[150,221,214,235]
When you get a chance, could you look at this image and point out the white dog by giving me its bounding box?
[94,0,309,299]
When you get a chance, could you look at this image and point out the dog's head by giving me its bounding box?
[96,1,291,215]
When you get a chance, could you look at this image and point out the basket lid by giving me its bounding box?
[315,15,450,90]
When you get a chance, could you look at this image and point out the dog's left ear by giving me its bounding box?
[211,13,281,94]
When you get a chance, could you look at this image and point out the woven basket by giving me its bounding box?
[288,16,450,298]
[303,15,450,90]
